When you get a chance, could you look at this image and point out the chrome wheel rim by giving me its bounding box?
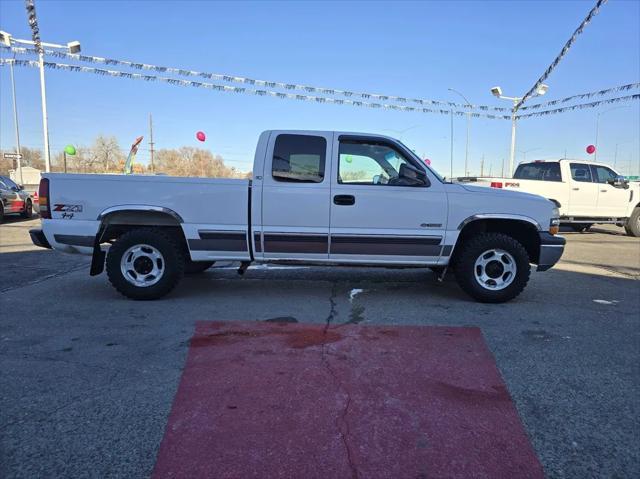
[120,244,165,287]
[474,249,517,291]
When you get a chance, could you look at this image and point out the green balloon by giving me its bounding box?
[64,145,76,155]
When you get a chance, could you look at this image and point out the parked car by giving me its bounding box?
[455,159,640,236]
[0,175,33,223]
[29,130,565,303]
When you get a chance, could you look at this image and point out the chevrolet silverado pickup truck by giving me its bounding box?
[29,130,565,303]
[456,159,640,236]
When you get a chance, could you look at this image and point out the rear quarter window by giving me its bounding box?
[272,134,326,183]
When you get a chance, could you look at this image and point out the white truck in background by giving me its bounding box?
[457,159,640,237]
[29,130,565,303]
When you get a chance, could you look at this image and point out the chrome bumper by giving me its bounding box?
[537,232,565,272]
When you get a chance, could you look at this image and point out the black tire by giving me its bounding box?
[624,207,640,237]
[106,228,184,300]
[569,223,592,232]
[0,203,4,223]
[21,199,33,218]
[454,232,531,303]
[184,260,215,274]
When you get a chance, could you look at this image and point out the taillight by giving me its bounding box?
[490,182,503,188]
[38,178,50,218]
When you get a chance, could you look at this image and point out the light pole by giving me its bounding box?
[518,147,541,162]
[594,106,630,162]
[490,84,549,178]
[0,30,81,173]
[7,57,23,185]
[448,88,471,177]
[382,125,419,141]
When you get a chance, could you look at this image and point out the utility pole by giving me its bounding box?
[149,113,155,173]
[480,154,485,177]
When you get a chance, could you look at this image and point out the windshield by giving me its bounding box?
[514,162,562,182]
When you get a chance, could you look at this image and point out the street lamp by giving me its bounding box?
[0,30,81,172]
[594,106,630,162]
[518,147,541,162]
[448,88,472,177]
[491,83,549,177]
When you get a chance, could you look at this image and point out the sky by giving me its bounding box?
[0,0,639,176]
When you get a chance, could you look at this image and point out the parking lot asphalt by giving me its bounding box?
[1,218,639,478]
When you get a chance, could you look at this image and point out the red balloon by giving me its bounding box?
[424,158,432,165]
[586,144,596,154]
[196,131,206,142]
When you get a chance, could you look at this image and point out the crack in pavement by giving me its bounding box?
[321,282,359,479]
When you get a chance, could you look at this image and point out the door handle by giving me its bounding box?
[572,188,580,191]
[333,194,355,206]
[600,190,607,193]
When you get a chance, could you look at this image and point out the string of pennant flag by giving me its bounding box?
[516,94,639,119]
[0,58,513,120]
[519,82,640,110]
[517,0,608,108]
[1,45,510,113]
[0,54,637,120]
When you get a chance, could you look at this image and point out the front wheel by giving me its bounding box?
[106,228,184,300]
[624,207,640,237]
[454,232,531,303]
[570,223,592,233]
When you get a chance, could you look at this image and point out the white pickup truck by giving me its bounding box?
[456,159,640,236]
[29,130,565,303]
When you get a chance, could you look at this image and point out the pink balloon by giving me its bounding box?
[196,131,206,142]
[586,144,596,154]
[424,158,432,165]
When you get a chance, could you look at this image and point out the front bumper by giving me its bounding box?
[537,232,565,271]
[30,229,52,250]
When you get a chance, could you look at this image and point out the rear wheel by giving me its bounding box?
[184,260,215,274]
[624,207,640,237]
[454,232,531,303]
[0,204,4,223]
[21,199,33,218]
[106,228,184,300]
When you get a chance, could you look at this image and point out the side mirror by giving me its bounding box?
[18,184,24,190]
[607,176,629,189]
[399,163,429,186]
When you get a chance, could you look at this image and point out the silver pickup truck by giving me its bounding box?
[30,130,565,302]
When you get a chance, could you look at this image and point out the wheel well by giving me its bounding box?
[453,219,541,265]
[98,211,188,254]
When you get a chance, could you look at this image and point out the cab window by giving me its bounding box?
[513,162,562,181]
[570,163,593,183]
[272,134,326,183]
[338,140,422,186]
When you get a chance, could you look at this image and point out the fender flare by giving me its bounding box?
[457,214,542,232]
[90,205,184,276]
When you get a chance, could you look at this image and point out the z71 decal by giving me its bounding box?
[54,204,83,219]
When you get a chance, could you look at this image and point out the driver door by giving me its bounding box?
[590,164,629,217]
[329,136,447,264]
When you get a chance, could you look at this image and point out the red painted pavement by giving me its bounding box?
[153,321,543,479]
